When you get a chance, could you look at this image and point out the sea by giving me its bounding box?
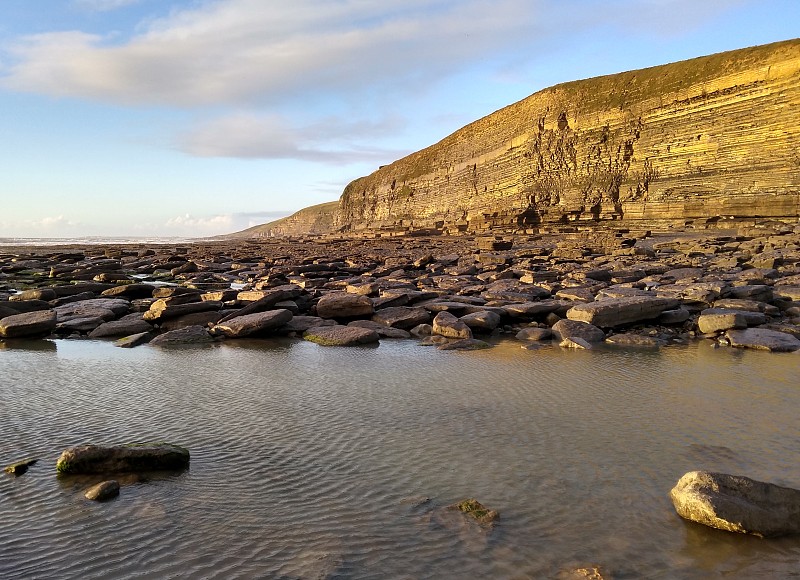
[1,337,799,579]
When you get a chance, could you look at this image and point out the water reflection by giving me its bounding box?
[1,338,798,578]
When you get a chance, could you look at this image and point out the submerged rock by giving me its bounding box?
[303,325,380,346]
[670,470,800,537]
[4,458,38,476]
[448,498,499,525]
[56,443,190,474]
[84,480,120,501]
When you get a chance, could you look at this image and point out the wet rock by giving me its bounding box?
[560,337,592,349]
[670,470,800,537]
[725,328,800,352]
[605,333,662,347]
[552,319,605,343]
[56,443,190,474]
[4,458,37,476]
[113,331,153,348]
[85,480,120,501]
[515,327,553,341]
[459,310,501,332]
[9,288,57,302]
[348,320,411,338]
[149,325,215,346]
[0,309,57,338]
[697,312,748,334]
[432,311,472,339]
[410,323,432,337]
[315,293,374,319]
[557,566,608,580]
[566,296,680,327]
[448,498,499,525]
[437,338,491,350]
[210,308,293,338]
[372,306,431,329]
[303,325,380,346]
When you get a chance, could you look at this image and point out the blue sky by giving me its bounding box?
[1,0,797,238]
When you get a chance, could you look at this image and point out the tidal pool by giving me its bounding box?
[1,338,799,578]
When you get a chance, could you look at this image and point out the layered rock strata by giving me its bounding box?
[335,39,800,235]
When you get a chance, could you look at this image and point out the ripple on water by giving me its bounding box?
[1,338,799,578]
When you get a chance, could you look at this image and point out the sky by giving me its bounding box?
[0,0,798,238]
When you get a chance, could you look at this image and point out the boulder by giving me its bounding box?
[316,293,374,319]
[10,288,57,302]
[101,283,156,299]
[303,325,380,346]
[670,471,800,537]
[501,301,563,318]
[55,298,130,320]
[348,320,411,338]
[88,315,152,338]
[0,309,57,338]
[459,310,501,332]
[143,299,221,322]
[552,319,605,343]
[560,337,592,349]
[566,296,680,327]
[210,308,293,338]
[697,312,748,334]
[437,338,491,351]
[149,325,215,346]
[372,306,431,329]
[701,307,767,327]
[281,316,336,334]
[432,311,472,339]
[85,480,120,501]
[725,328,800,352]
[515,327,553,342]
[56,443,190,474]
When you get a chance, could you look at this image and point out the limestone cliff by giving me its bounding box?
[228,201,338,238]
[335,39,800,234]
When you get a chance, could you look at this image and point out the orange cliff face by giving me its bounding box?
[333,39,800,235]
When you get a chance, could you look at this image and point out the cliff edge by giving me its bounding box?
[334,39,800,235]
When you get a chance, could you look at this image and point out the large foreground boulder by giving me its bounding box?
[210,308,293,338]
[669,471,800,537]
[0,309,57,338]
[56,443,190,474]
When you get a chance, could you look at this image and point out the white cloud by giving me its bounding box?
[177,112,408,163]
[27,215,80,230]
[1,0,546,107]
[165,213,233,230]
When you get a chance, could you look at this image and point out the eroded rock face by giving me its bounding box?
[329,40,800,236]
[670,471,800,537]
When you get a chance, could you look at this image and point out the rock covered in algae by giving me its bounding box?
[449,498,499,525]
[56,443,189,475]
[670,470,800,537]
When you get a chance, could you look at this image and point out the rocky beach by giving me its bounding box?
[2,224,799,353]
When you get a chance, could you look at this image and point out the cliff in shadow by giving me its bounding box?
[226,201,338,238]
[334,39,800,235]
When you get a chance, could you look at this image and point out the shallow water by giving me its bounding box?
[1,338,799,579]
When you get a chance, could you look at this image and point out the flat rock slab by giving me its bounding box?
[56,443,190,474]
[303,325,380,346]
[566,296,680,327]
[88,317,153,338]
[143,299,221,322]
[210,308,292,338]
[670,471,800,537]
[725,328,800,352]
[605,333,662,347]
[149,325,215,346]
[697,312,747,334]
[0,309,57,338]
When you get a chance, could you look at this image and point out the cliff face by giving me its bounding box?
[228,201,338,238]
[335,39,800,234]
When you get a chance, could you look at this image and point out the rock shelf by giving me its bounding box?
[1,225,799,352]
